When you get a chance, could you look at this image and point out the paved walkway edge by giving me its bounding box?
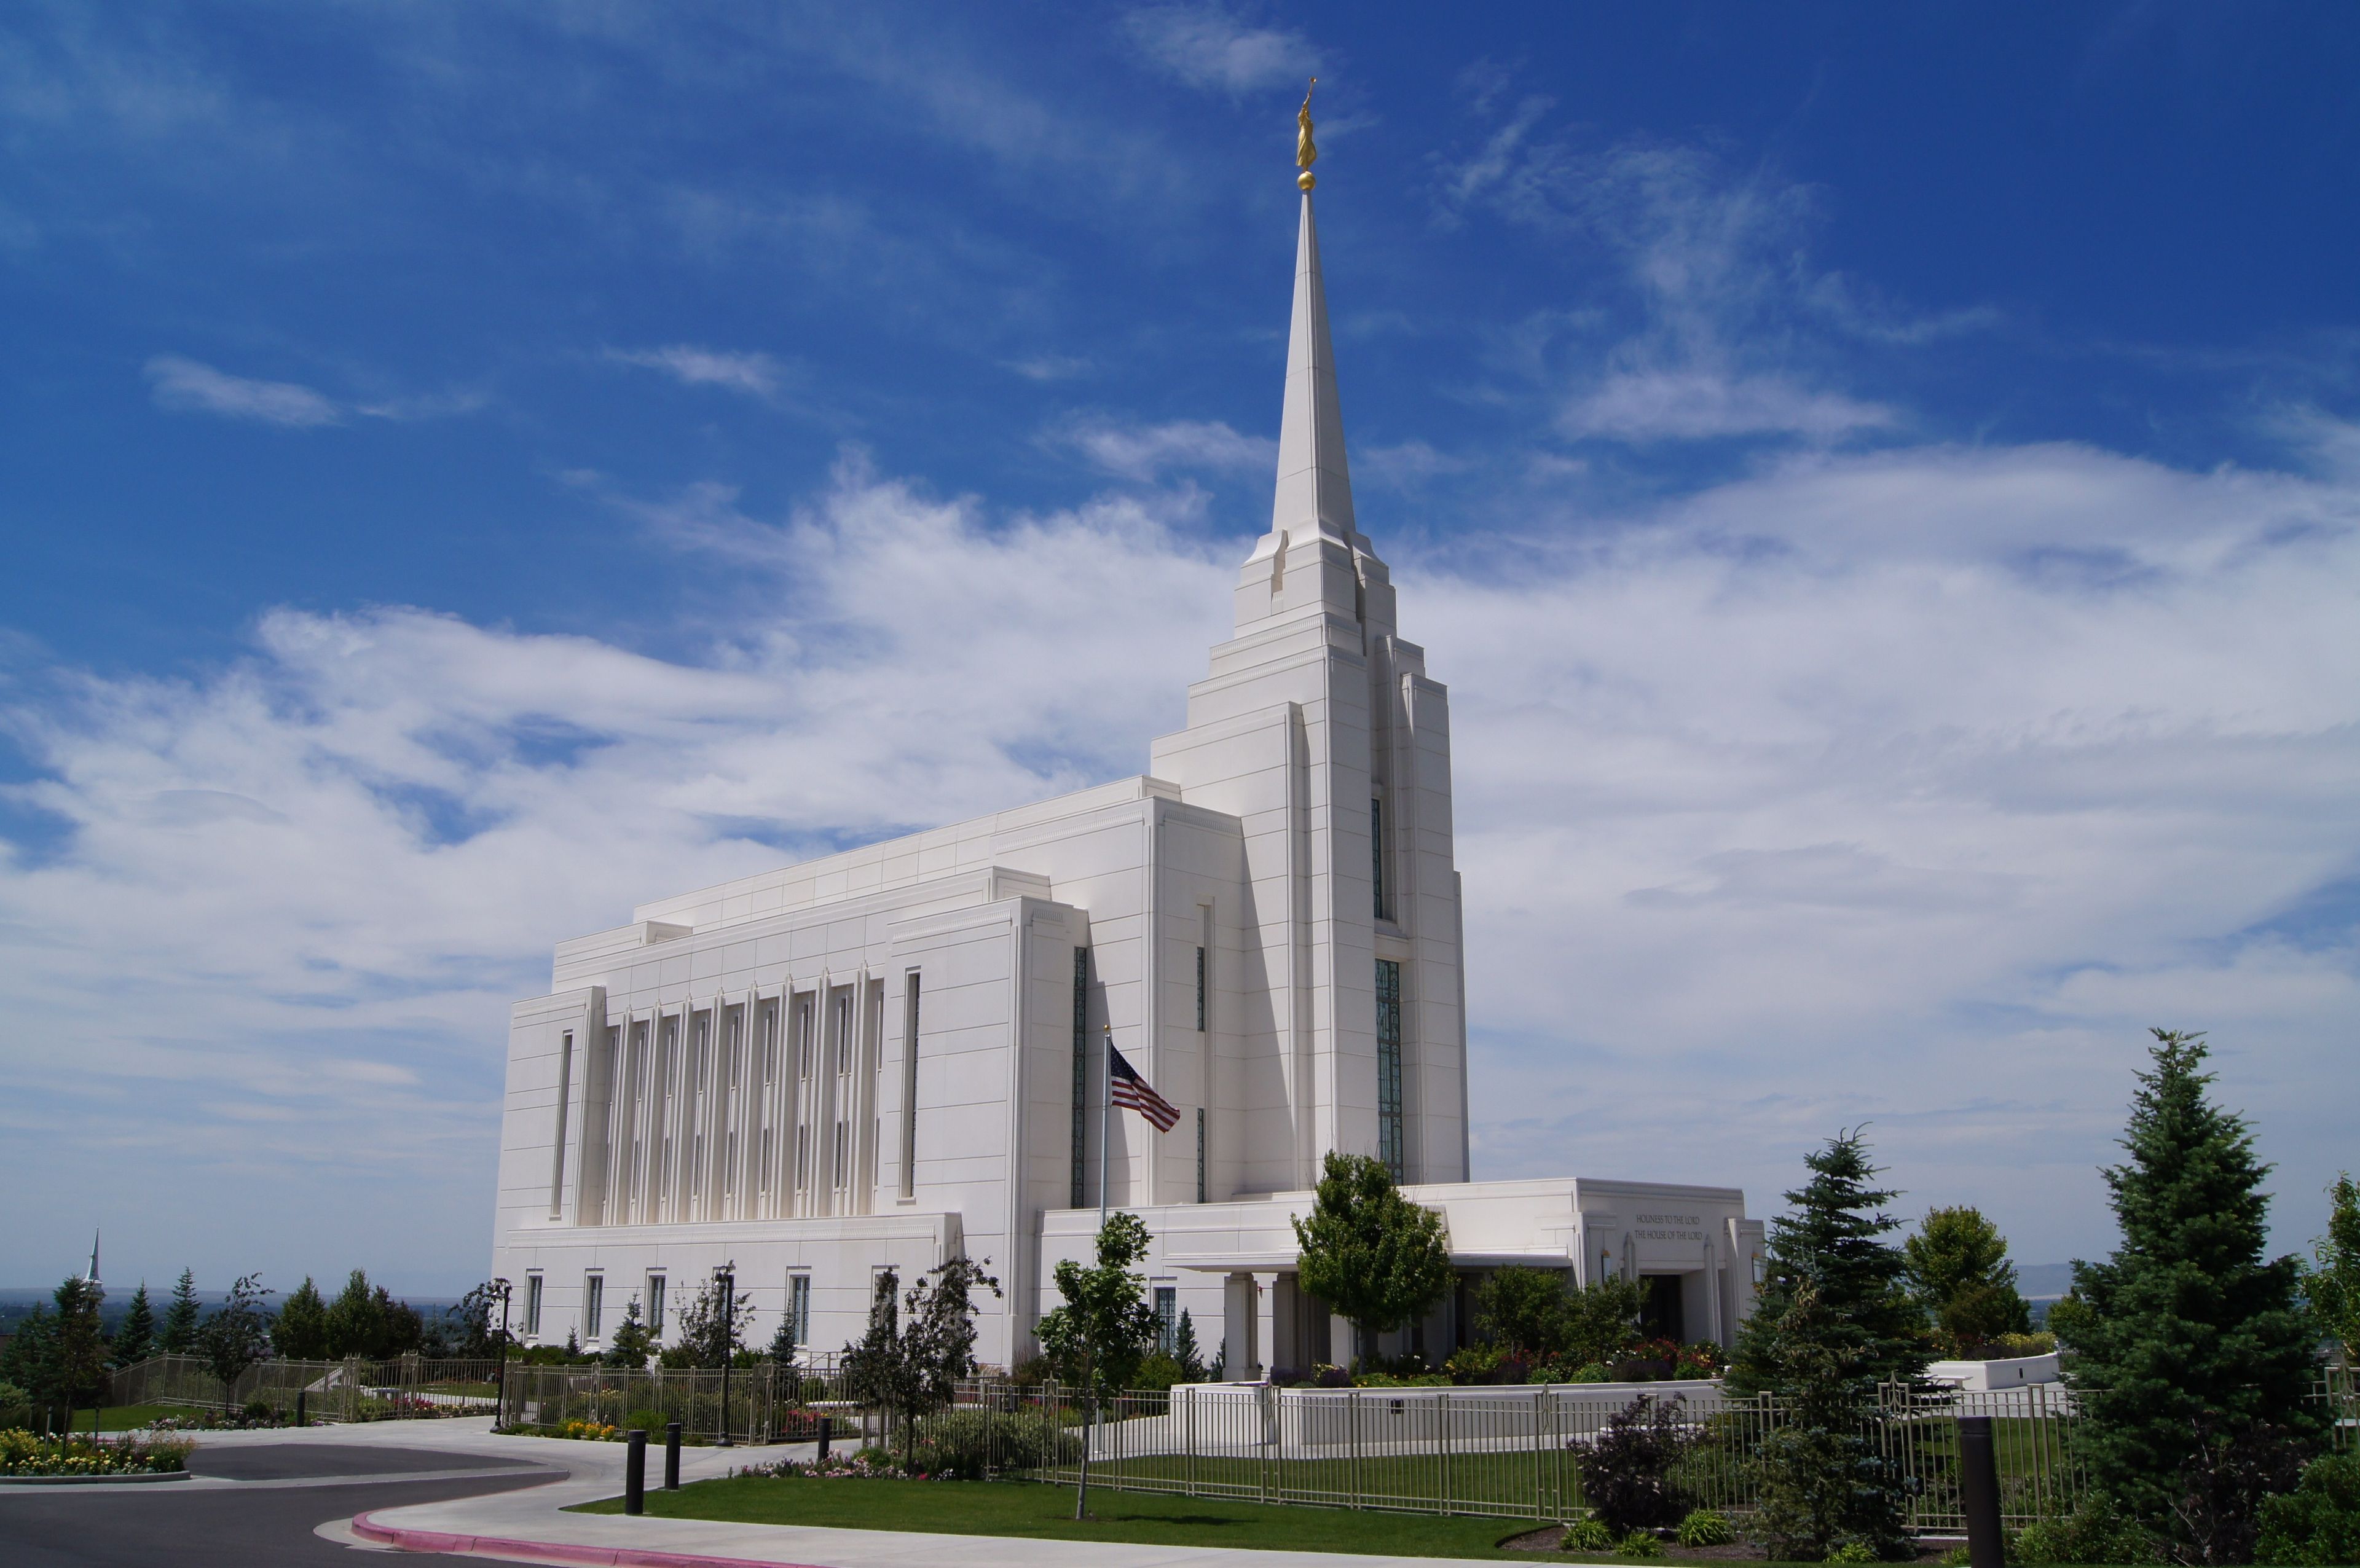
[349,1509,828,1568]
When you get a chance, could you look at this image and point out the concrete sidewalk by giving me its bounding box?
[331,1421,1546,1568]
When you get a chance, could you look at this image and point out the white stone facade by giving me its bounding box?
[489,184,1764,1373]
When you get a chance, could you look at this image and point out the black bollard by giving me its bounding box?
[624,1429,647,1516]
[295,1390,306,1428]
[664,1422,682,1490]
[1958,1414,2004,1568]
[816,1416,832,1463]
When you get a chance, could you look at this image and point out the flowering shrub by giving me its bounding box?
[0,1430,195,1476]
[150,1406,286,1431]
[731,1449,944,1481]
[560,1420,622,1441]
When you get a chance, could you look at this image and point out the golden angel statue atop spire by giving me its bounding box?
[1296,78,1318,189]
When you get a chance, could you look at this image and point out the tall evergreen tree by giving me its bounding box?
[50,1276,110,1424]
[113,1283,156,1366]
[272,1277,331,1359]
[1728,1130,1927,1561]
[2061,1031,2321,1556]
[0,1304,57,1427]
[159,1269,201,1354]
[602,1296,656,1368]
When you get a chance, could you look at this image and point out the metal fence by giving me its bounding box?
[927,1379,2094,1531]
[111,1354,503,1421]
[504,1362,862,1447]
[2325,1367,2358,1452]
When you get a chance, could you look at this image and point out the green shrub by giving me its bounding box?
[1572,1394,1693,1535]
[907,1407,1082,1478]
[0,1381,32,1432]
[1676,1509,1735,1547]
[1133,1352,1186,1391]
[1827,1542,1878,1563]
[1939,1546,1972,1567]
[1616,1531,1663,1557]
[2013,1495,2157,1566]
[1562,1518,1616,1552]
[2257,1451,2360,1566]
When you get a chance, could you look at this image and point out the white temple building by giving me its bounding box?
[490,158,1764,1376]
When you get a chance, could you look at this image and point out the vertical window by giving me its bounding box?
[1375,958,1404,1181]
[1371,796,1388,920]
[795,1126,808,1192]
[1196,1107,1208,1204]
[647,1274,666,1335]
[796,998,812,1078]
[1194,946,1207,1032]
[788,1272,811,1351]
[900,974,921,1198]
[584,1274,605,1339]
[834,1120,848,1188]
[1154,1285,1178,1354]
[1070,947,1089,1209]
[550,1030,573,1220]
[524,1274,543,1338]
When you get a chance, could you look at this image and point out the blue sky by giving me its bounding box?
[4,2,2357,1296]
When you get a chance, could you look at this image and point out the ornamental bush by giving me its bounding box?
[1677,1508,1737,1547]
[1563,1518,1615,1551]
[1573,1393,1694,1535]
[2011,1495,2158,1566]
[907,1407,1082,1478]
[2256,1450,2360,1567]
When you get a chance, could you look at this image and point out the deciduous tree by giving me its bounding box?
[1037,1212,1162,1518]
[1902,1206,2032,1352]
[198,1274,271,1405]
[2308,1173,2360,1368]
[1292,1151,1453,1364]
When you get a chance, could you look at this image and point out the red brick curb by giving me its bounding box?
[348,1509,830,1568]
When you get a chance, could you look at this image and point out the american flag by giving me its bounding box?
[1108,1043,1179,1131]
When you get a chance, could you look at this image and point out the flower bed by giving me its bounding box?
[731,1449,944,1481]
[0,1430,195,1476]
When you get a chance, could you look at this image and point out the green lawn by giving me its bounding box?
[573,1474,1601,1559]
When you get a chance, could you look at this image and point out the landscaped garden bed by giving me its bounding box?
[0,1430,195,1477]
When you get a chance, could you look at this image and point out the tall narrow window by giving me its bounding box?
[787,1272,811,1350]
[1070,947,1089,1209]
[1375,958,1404,1180]
[1194,946,1206,1032]
[833,1119,848,1188]
[647,1274,667,1334]
[1195,1107,1208,1204]
[524,1274,543,1338]
[549,1030,573,1220]
[584,1274,605,1339]
[1154,1285,1178,1354]
[900,974,921,1198]
[1371,796,1388,920]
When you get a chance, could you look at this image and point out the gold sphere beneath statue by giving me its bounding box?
[1298,171,1315,190]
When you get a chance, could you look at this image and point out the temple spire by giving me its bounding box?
[1269,85,1359,549]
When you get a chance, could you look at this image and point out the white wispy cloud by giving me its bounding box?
[4,441,2356,1280]
[1121,3,1318,94]
[1441,112,1987,448]
[607,344,786,396]
[1562,370,1895,442]
[144,355,342,428]
[1040,413,1275,480]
